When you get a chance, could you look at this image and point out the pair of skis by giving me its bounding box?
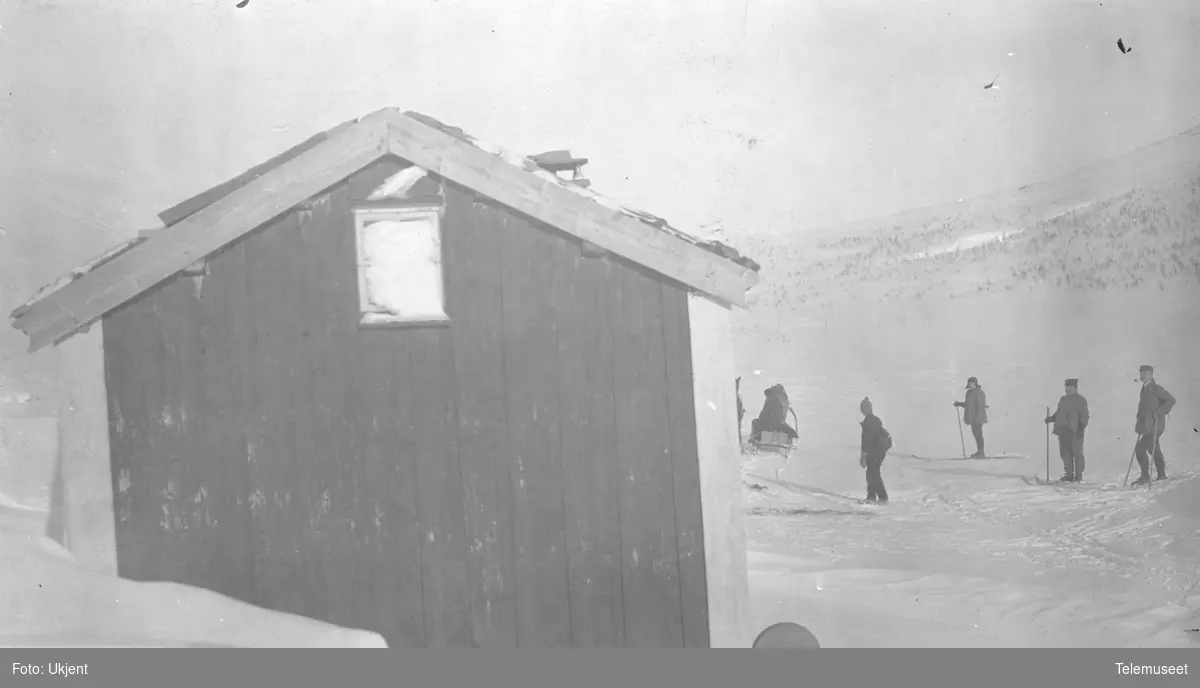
[1024,474,1178,489]
[906,453,1026,462]
[1036,407,1174,490]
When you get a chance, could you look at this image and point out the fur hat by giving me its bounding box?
[965,376,979,389]
[1139,365,1154,374]
[1064,378,1078,388]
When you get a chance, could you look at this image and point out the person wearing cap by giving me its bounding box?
[1044,378,1090,482]
[953,377,989,458]
[1131,365,1176,485]
[859,397,891,504]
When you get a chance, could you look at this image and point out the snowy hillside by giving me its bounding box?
[733,125,1200,311]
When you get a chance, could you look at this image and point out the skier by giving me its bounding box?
[1131,365,1176,486]
[751,384,798,443]
[859,397,892,504]
[952,376,989,458]
[1043,378,1089,482]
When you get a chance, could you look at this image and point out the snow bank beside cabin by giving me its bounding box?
[1,499,389,647]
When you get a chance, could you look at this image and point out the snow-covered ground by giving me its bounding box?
[733,279,1200,647]
[742,452,1200,647]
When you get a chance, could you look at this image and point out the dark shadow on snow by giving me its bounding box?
[747,473,862,504]
[896,452,1027,462]
[904,464,1032,482]
[746,505,876,518]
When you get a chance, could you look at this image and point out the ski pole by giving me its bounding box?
[955,406,967,459]
[1045,405,1050,483]
[1149,419,1160,490]
[1122,434,1140,488]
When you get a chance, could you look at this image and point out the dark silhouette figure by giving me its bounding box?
[953,377,989,458]
[1044,378,1090,482]
[1117,38,1131,54]
[751,384,798,442]
[859,397,891,504]
[1131,365,1175,485]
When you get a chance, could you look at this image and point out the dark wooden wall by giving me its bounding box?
[103,157,709,648]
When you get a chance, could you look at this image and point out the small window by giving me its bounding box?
[352,206,448,326]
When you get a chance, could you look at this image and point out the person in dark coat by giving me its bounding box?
[1131,365,1176,485]
[859,397,889,504]
[1044,378,1089,482]
[751,384,798,442]
[953,377,988,458]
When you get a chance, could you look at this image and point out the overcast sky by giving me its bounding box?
[2,0,1199,276]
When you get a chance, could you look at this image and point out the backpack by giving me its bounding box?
[877,426,893,454]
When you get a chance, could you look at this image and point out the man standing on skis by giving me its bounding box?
[1044,378,1089,482]
[953,376,988,458]
[1131,364,1176,486]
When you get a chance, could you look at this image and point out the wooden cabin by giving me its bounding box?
[8,108,762,648]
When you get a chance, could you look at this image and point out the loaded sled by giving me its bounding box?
[745,382,799,479]
[747,407,799,457]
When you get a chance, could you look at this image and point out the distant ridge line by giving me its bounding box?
[747,122,1200,240]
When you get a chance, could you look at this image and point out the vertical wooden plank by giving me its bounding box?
[610,264,685,648]
[499,211,572,647]
[311,183,374,632]
[409,327,473,646]
[240,209,324,620]
[353,327,426,648]
[105,293,171,582]
[687,293,751,648]
[195,241,255,603]
[552,242,625,646]
[660,282,710,648]
[290,185,350,624]
[57,322,117,574]
[578,256,627,646]
[152,276,210,588]
[441,187,518,648]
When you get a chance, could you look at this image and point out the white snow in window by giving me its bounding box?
[357,215,445,321]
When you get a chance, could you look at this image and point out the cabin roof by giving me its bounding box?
[9,108,761,353]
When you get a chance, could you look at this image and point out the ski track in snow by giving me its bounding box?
[741,453,1200,647]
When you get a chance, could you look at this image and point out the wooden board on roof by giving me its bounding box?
[157,118,360,227]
